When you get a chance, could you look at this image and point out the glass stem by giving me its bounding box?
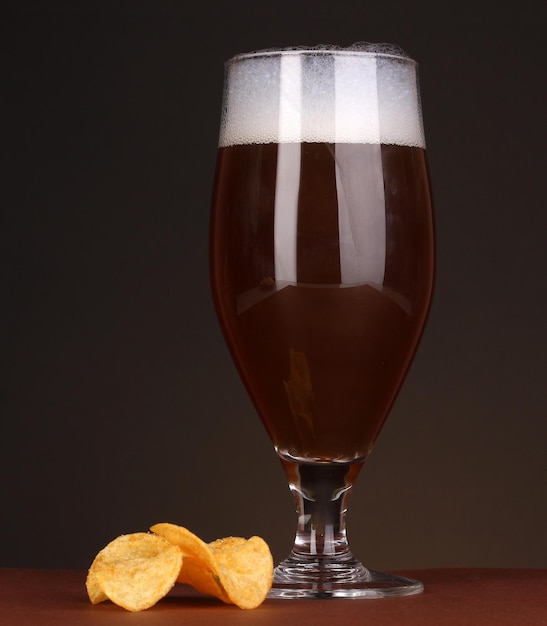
[281,460,364,563]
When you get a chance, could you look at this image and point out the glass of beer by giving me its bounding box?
[210,43,435,598]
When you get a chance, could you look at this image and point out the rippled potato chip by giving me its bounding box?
[150,523,273,609]
[86,532,182,612]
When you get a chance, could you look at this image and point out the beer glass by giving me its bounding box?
[210,44,434,598]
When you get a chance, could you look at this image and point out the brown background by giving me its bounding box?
[1,0,546,571]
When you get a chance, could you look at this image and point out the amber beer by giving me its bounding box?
[210,48,434,464]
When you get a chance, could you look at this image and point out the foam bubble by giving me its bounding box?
[219,43,425,149]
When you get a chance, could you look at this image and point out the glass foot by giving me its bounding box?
[268,556,423,599]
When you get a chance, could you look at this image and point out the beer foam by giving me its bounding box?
[219,44,425,149]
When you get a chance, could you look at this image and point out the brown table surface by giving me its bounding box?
[1,568,546,625]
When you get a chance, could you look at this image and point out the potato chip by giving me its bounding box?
[209,535,274,609]
[150,523,230,602]
[150,522,273,609]
[86,532,182,612]
[85,566,108,604]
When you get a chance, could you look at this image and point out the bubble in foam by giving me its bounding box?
[219,43,425,149]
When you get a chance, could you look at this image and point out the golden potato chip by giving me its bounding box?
[85,566,108,604]
[209,535,274,609]
[86,532,182,612]
[150,522,273,609]
[150,523,230,602]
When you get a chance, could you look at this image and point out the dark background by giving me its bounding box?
[1,0,546,571]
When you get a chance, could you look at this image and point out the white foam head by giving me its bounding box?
[219,43,425,149]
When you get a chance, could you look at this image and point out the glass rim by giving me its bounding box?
[226,43,418,67]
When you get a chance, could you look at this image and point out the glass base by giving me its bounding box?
[268,556,423,599]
